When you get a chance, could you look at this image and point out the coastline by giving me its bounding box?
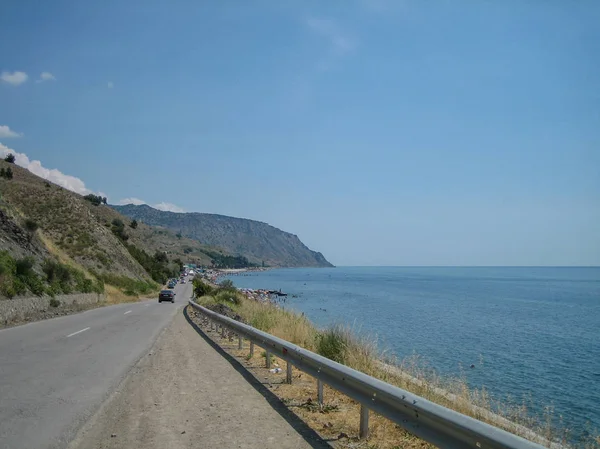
[187,284,571,448]
[192,268,598,448]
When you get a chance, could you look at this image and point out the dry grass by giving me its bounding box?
[192,293,599,449]
[104,285,156,305]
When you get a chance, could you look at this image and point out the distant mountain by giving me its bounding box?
[111,204,334,268]
[0,159,231,299]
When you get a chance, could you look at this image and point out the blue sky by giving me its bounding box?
[1,0,599,266]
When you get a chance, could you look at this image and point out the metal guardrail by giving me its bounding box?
[188,300,547,449]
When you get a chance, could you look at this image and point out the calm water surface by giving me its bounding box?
[225,266,600,440]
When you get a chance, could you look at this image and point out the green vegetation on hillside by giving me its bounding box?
[0,167,13,179]
[90,271,156,297]
[109,217,178,284]
[0,250,104,298]
[83,194,107,206]
[125,245,178,284]
[200,250,256,269]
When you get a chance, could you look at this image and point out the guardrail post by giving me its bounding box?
[221,325,226,338]
[286,361,292,384]
[210,320,215,331]
[359,405,369,439]
[238,334,243,350]
[249,342,254,357]
[265,350,271,369]
[317,380,324,405]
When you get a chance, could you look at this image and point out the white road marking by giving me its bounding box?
[124,310,132,315]
[67,327,90,338]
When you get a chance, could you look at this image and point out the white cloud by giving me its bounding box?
[153,202,185,213]
[0,125,22,138]
[1,71,28,86]
[107,81,114,89]
[117,198,185,213]
[118,197,146,206]
[0,143,100,197]
[306,18,355,55]
[36,72,56,83]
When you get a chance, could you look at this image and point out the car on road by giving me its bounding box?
[180,279,186,284]
[158,290,175,303]
[167,280,177,289]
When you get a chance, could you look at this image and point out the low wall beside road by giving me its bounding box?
[0,293,106,327]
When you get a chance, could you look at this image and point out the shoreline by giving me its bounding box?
[192,270,594,447]
[188,286,571,448]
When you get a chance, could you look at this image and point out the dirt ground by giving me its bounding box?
[68,308,329,449]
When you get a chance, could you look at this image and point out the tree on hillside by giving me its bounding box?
[176,232,182,240]
[24,219,39,241]
[102,197,107,205]
[83,194,103,206]
[153,251,168,264]
[4,153,15,163]
[4,167,13,179]
[110,218,129,241]
[0,168,5,178]
[129,219,138,229]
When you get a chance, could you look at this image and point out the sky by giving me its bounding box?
[1,0,599,266]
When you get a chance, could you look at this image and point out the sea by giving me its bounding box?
[224,266,600,442]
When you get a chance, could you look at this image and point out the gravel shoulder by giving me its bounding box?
[68,307,329,449]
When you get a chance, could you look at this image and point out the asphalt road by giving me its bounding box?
[0,280,193,449]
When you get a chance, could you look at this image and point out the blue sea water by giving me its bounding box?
[225,266,600,440]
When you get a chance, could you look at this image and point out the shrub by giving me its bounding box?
[129,219,138,229]
[220,279,234,289]
[3,167,13,179]
[0,250,16,277]
[315,327,348,364]
[23,273,45,296]
[111,218,129,241]
[15,257,35,277]
[49,298,60,308]
[24,219,39,233]
[4,153,15,163]
[193,278,214,297]
[96,272,156,295]
[214,289,242,306]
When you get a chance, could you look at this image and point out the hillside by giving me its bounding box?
[112,204,333,268]
[0,159,231,298]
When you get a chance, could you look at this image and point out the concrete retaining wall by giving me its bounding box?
[0,293,106,326]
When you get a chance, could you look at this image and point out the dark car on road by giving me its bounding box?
[158,290,175,303]
[167,280,177,289]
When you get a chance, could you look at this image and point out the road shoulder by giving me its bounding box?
[68,308,329,449]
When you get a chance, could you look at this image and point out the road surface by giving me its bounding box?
[0,281,192,449]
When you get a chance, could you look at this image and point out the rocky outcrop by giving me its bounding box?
[0,292,105,327]
[0,208,49,261]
